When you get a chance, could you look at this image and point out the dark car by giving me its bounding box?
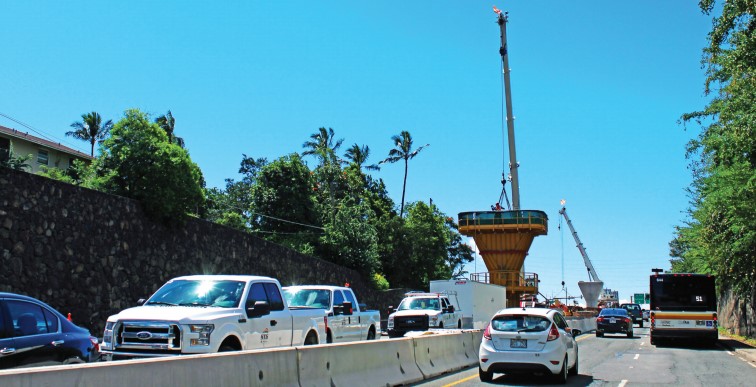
[596,308,633,338]
[0,292,99,369]
[620,303,643,327]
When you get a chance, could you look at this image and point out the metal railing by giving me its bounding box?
[458,210,548,228]
[471,271,539,289]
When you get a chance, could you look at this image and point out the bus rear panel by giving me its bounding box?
[649,273,717,345]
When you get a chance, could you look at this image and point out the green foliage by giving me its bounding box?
[95,109,205,224]
[0,151,31,171]
[249,153,320,252]
[319,197,380,279]
[379,131,429,217]
[372,273,390,290]
[674,1,756,301]
[37,165,77,184]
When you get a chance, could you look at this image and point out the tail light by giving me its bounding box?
[624,317,632,324]
[597,317,604,322]
[547,323,559,341]
[89,337,99,351]
[324,316,328,331]
[483,323,492,340]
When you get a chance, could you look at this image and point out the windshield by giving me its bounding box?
[147,280,245,308]
[283,289,331,309]
[398,297,440,311]
[491,315,550,332]
[599,308,628,317]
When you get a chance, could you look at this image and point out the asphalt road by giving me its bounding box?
[412,327,756,386]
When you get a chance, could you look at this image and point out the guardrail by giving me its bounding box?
[0,318,596,387]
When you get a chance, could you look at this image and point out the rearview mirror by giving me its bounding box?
[341,301,353,316]
[137,298,146,306]
[247,301,271,318]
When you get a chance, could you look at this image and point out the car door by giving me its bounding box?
[242,283,277,349]
[329,290,348,342]
[4,299,62,368]
[262,282,293,348]
[553,312,576,366]
[342,290,362,341]
[0,302,19,369]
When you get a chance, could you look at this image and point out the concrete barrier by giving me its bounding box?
[0,347,299,387]
[297,338,423,387]
[412,332,476,379]
[470,330,483,356]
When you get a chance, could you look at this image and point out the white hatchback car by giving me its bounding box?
[479,307,579,383]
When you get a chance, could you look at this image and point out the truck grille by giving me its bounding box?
[115,321,182,352]
[394,315,429,331]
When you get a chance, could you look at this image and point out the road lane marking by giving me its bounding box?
[640,342,645,346]
[618,380,628,387]
[634,354,640,360]
[442,373,478,387]
[727,351,735,356]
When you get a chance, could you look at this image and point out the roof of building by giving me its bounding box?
[0,125,93,160]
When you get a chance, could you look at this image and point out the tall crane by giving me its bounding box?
[558,206,601,282]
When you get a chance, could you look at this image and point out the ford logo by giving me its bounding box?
[136,331,153,340]
[407,320,415,324]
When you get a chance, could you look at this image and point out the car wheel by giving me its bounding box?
[63,357,85,365]
[479,365,493,382]
[553,355,568,384]
[568,348,578,376]
[458,320,462,329]
[388,330,403,338]
[596,331,603,337]
[627,329,633,338]
[638,320,643,328]
[219,344,236,352]
[438,322,443,329]
[367,327,376,340]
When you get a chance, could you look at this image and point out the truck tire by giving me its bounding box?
[304,331,318,345]
[367,327,376,340]
[458,320,462,329]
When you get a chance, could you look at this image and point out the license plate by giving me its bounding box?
[610,318,617,324]
[510,339,527,348]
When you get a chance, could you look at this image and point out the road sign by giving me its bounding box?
[633,293,645,304]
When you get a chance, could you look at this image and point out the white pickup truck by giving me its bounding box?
[283,285,380,343]
[387,292,462,338]
[100,275,327,358]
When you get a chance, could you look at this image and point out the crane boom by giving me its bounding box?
[559,207,601,282]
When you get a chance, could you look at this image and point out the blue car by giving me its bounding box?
[0,292,99,369]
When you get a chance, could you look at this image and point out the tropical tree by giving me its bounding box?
[344,144,379,172]
[155,110,185,147]
[303,127,343,166]
[66,111,113,156]
[95,109,204,224]
[379,131,429,217]
[673,1,756,301]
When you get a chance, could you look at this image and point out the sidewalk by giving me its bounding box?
[718,334,756,365]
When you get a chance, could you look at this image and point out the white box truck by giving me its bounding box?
[429,279,507,329]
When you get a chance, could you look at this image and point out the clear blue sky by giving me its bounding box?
[1,1,714,304]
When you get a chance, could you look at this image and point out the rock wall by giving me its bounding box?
[0,168,405,335]
[718,285,756,339]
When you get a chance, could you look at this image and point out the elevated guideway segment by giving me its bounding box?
[458,210,548,306]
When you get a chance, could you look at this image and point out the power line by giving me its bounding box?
[0,112,89,154]
[206,197,325,231]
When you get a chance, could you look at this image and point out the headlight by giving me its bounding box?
[105,321,115,330]
[189,324,214,346]
[102,321,115,350]
[388,316,394,328]
[430,316,439,323]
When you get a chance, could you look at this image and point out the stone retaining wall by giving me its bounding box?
[0,168,405,335]
[718,286,756,339]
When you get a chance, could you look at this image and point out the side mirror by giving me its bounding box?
[247,301,271,318]
[571,329,581,337]
[342,301,353,316]
[333,305,343,315]
[137,298,146,306]
[448,305,455,313]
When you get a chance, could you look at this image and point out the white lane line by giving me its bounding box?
[618,380,628,387]
[727,351,735,356]
[634,354,640,360]
[640,342,645,346]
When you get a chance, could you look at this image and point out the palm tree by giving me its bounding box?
[66,112,113,156]
[379,131,429,217]
[302,127,343,166]
[344,144,379,172]
[155,110,185,147]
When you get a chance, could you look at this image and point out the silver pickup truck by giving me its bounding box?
[283,285,380,343]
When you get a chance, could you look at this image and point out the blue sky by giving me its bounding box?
[1,1,715,304]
